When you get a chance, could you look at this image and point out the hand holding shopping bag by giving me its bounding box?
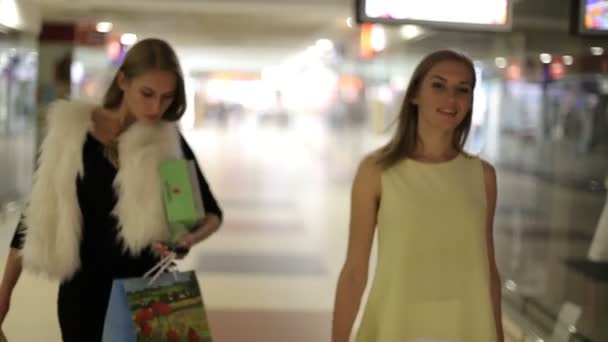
[102,158,213,341]
[102,255,213,342]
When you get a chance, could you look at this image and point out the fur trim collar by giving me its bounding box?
[22,100,181,281]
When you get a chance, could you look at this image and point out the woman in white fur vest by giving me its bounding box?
[0,38,223,341]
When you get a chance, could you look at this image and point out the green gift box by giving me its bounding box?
[159,159,205,244]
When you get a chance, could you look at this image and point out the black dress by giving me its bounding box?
[11,132,223,342]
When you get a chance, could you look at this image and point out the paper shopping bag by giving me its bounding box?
[160,159,206,244]
[102,270,213,342]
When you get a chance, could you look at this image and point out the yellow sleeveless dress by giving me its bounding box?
[355,154,497,342]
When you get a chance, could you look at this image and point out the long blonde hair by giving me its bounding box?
[376,50,476,169]
[102,38,186,122]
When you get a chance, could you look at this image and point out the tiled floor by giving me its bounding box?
[0,120,605,341]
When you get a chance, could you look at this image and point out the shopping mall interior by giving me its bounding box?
[0,0,607,341]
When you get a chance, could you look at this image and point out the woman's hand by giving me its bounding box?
[151,241,171,259]
[151,214,222,260]
[177,214,222,250]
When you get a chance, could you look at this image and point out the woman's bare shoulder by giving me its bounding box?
[351,151,383,199]
[358,151,383,177]
[478,158,496,181]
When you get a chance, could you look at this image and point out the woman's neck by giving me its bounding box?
[115,102,135,133]
[93,105,135,144]
[412,125,458,162]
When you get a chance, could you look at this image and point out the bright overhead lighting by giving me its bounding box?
[494,57,507,69]
[346,17,354,28]
[121,33,137,46]
[562,55,574,65]
[370,25,386,52]
[400,25,422,40]
[591,46,604,56]
[96,22,113,33]
[316,39,334,51]
[539,53,552,64]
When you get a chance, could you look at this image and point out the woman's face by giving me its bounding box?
[118,69,177,123]
[413,60,474,133]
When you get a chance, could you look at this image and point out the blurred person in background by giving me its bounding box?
[36,53,72,144]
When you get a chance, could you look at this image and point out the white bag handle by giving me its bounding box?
[143,252,177,286]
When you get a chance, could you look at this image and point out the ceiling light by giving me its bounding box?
[539,53,552,64]
[316,39,334,51]
[370,25,386,52]
[591,46,604,56]
[96,22,113,33]
[346,17,354,28]
[400,25,422,40]
[121,33,137,46]
[494,57,507,69]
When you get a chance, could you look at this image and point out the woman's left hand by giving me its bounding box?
[153,214,222,260]
[151,241,175,259]
[175,215,221,259]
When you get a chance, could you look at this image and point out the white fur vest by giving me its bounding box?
[21,100,182,282]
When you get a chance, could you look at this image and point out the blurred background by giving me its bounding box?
[1,0,608,341]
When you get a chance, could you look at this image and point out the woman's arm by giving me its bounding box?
[177,134,223,248]
[332,155,381,342]
[0,216,26,326]
[0,249,22,325]
[482,160,504,342]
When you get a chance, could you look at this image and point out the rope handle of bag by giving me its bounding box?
[143,252,179,286]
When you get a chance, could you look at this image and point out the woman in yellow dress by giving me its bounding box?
[332,50,503,342]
